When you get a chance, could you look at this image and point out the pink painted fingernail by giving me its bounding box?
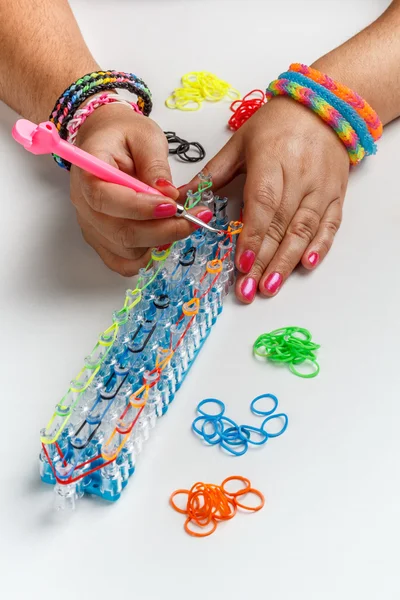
[195,209,214,227]
[155,178,176,189]
[239,250,255,274]
[264,272,282,295]
[241,277,257,302]
[154,203,177,218]
[308,251,319,267]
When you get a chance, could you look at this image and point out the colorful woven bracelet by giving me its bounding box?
[49,70,152,169]
[288,64,382,141]
[266,78,365,165]
[278,71,377,156]
[66,93,141,145]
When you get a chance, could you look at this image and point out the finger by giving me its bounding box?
[77,214,151,261]
[235,154,283,276]
[235,234,279,303]
[177,136,243,201]
[301,197,343,269]
[78,174,179,220]
[128,122,179,200]
[259,192,327,296]
[81,201,214,249]
[81,221,150,277]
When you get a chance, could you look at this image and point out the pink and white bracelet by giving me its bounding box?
[66,92,141,145]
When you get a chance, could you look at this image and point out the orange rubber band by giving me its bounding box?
[184,516,217,538]
[170,489,190,514]
[234,488,265,512]
[221,475,251,497]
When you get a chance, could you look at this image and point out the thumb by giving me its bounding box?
[129,125,179,201]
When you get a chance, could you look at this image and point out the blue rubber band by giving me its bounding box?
[239,425,268,446]
[261,413,288,438]
[250,393,278,416]
[192,415,207,436]
[197,398,225,419]
[220,438,248,456]
[279,70,377,156]
[201,418,223,445]
[222,424,250,445]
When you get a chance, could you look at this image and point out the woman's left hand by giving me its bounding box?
[179,96,350,303]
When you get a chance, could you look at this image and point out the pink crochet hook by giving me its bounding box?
[11,119,220,234]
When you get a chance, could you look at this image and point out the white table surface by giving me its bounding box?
[1,1,399,598]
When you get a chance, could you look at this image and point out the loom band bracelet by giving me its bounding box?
[266,80,365,165]
[184,516,217,537]
[279,70,376,156]
[170,489,190,514]
[197,398,225,419]
[233,488,265,512]
[238,425,269,446]
[221,475,252,497]
[250,393,279,416]
[289,358,320,378]
[261,413,288,438]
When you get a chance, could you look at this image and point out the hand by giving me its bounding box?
[70,104,213,276]
[179,97,349,302]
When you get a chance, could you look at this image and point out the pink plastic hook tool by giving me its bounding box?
[12,119,221,234]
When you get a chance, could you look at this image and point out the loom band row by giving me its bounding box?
[289,357,320,378]
[266,79,365,165]
[279,71,377,155]
[288,64,383,140]
[261,413,289,438]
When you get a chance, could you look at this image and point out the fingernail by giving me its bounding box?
[153,203,177,218]
[241,277,257,302]
[155,178,177,190]
[239,250,255,273]
[264,272,282,295]
[196,209,213,225]
[308,251,319,267]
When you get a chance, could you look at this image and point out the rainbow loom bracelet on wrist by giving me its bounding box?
[49,70,152,170]
[278,71,377,156]
[266,66,382,166]
[288,64,383,141]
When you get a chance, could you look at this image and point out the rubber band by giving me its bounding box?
[250,393,278,416]
[261,413,288,438]
[166,71,240,111]
[171,478,264,537]
[253,326,320,378]
[238,425,268,446]
[197,398,225,419]
[234,488,265,512]
[228,89,266,131]
[221,439,248,456]
[221,476,251,497]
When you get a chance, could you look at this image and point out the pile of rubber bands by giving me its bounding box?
[166,71,240,111]
[228,89,267,130]
[164,131,205,162]
[253,326,320,378]
[170,476,264,537]
[192,396,288,456]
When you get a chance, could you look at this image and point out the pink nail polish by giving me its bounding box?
[155,178,176,189]
[308,251,319,266]
[264,272,282,295]
[241,277,257,302]
[239,250,255,273]
[154,203,177,218]
[196,210,213,225]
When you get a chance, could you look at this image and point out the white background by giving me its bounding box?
[1,1,399,598]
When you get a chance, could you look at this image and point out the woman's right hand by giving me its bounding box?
[70,104,213,276]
